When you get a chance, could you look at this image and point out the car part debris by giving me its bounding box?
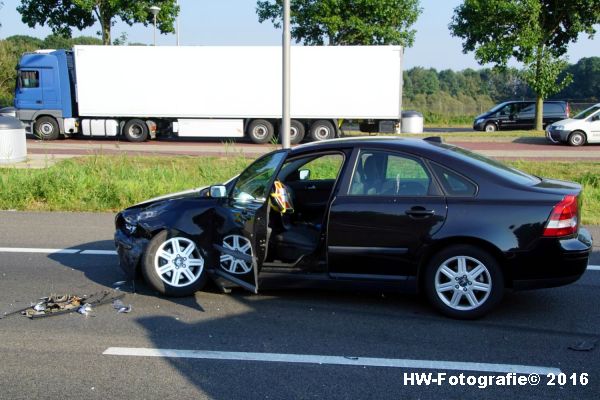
[112,299,132,313]
[0,290,125,320]
[568,340,597,352]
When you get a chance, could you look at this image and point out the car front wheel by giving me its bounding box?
[142,231,207,296]
[424,245,504,319]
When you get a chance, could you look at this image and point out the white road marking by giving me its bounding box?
[0,247,115,255]
[79,250,118,256]
[0,247,80,254]
[103,347,561,375]
[588,265,600,271]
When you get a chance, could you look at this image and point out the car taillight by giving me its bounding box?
[566,103,570,118]
[543,195,578,237]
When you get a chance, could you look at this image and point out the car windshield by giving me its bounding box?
[573,105,600,120]
[232,151,287,203]
[436,144,541,185]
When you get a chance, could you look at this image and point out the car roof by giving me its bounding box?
[290,136,447,158]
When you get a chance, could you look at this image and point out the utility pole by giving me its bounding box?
[176,0,180,46]
[281,0,291,149]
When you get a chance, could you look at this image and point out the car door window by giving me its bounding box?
[297,154,343,181]
[349,150,431,196]
[430,163,477,196]
[232,151,287,203]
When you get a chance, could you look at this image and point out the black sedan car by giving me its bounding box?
[114,137,592,319]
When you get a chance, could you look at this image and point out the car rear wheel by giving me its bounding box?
[142,230,207,297]
[424,245,504,319]
[484,123,497,132]
[568,131,586,146]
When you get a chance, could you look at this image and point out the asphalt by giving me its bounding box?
[0,211,599,399]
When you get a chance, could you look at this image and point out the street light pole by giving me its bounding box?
[176,0,180,46]
[149,6,161,46]
[281,0,291,149]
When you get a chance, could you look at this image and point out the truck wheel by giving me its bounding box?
[142,230,208,297]
[484,123,497,132]
[123,119,149,142]
[567,131,586,146]
[309,120,335,141]
[423,245,504,319]
[34,116,60,140]
[284,120,305,145]
[247,119,274,144]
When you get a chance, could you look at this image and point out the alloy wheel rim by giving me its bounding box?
[485,124,495,132]
[220,235,253,274]
[154,237,204,287]
[434,255,492,311]
[572,134,583,145]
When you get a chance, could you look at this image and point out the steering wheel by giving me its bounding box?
[270,180,295,214]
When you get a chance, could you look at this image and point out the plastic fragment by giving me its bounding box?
[78,304,93,315]
[33,302,46,312]
[113,280,127,286]
[568,340,597,352]
[113,299,132,313]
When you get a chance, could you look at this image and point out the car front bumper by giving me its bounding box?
[511,228,592,290]
[545,127,571,143]
[114,229,149,279]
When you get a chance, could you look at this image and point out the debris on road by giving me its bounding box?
[568,340,597,352]
[112,299,132,314]
[1,290,125,320]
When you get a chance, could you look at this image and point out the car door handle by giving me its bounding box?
[405,208,435,217]
[305,185,317,190]
[36,100,42,104]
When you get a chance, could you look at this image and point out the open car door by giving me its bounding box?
[213,150,289,293]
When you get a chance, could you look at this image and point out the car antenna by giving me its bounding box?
[423,136,443,143]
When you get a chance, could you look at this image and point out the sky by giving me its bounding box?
[0,0,598,70]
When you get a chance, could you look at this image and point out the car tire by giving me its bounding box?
[141,230,208,297]
[34,116,60,140]
[423,245,504,319]
[309,120,335,141]
[247,119,275,144]
[567,131,586,147]
[484,123,497,133]
[123,119,149,142]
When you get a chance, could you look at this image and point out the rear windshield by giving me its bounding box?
[435,144,541,185]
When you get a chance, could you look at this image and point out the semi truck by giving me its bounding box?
[14,45,403,144]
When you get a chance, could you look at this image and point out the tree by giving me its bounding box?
[256,0,422,46]
[17,0,179,45]
[450,0,600,130]
[556,57,600,102]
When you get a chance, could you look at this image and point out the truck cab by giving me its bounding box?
[15,50,77,140]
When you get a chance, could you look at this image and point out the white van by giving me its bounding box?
[546,104,600,146]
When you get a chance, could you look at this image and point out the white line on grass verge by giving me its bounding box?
[103,347,561,375]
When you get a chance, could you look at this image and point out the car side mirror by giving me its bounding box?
[299,169,310,180]
[209,185,227,198]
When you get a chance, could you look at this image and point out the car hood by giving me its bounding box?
[131,186,208,209]
[549,118,578,127]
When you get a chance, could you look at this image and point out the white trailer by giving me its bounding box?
[15,45,403,143]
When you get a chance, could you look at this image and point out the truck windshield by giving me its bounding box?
[573,105,600,120]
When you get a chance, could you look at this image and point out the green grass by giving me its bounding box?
[1,155,598,224]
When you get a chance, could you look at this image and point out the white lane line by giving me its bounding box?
[0,247,116,255]
[588,265,600,271]
[103,347,561,375]
[80,250,118,256]
[0,247,81,254]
